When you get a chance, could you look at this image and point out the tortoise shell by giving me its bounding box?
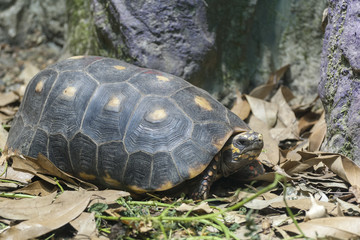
[6,56,250,193]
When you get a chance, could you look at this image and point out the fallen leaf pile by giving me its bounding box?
[0,60,360,239]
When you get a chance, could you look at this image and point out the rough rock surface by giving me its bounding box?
[65,0,325,98]
[90,0,215,87]
[319,0,360,165]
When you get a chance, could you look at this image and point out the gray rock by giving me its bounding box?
[65,0,325,98]
[319,0,360,165]
[91,0,215,87]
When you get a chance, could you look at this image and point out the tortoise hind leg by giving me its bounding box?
[191,155,220,200]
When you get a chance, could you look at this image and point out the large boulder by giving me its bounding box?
[66,0,216,88]
[319,0,360,165]
[66,0,326,97]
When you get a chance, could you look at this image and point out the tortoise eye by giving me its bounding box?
[237,139,249,146]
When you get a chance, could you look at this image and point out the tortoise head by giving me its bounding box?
[220,131,263,177]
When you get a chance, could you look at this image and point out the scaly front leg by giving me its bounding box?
[191,155,220,200]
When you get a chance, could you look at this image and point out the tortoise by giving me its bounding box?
[5,56,264,199]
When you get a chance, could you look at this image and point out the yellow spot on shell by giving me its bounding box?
[69,56,84,60]
[156,75,170,82]
[63,86,76,97]
[195,96,212,111]
[128,185,147,193]
[188,164,207,179]
[148,109,167,121]
[103,173,121,187]
[35,81,44,93]
[107,96,121,107]
[78,172,97,181]
[157,181,174,191]
[114,65,126,70]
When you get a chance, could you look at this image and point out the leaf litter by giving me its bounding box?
[0,64,360,239]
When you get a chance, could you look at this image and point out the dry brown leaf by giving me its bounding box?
[9,154,97,190]
[248,115,279,165]
[231,91,251,120]
[281,217,360,238]
[244,196,283,210]
[18,61,40,84]
[0,112,13,125]
[0,192,58,220]
[13,180,57,196]
[336,198,360,214]
[316,152,360,187]
[267,65,291,85]
[0,165,34,184]
[251,169,293,183]
[270,198,337,216]
[249,83,276,100]
[176,202,213,214]
[223,211,246,224]
[291,96,319,116]
[0,190,92,239]
[269,128,298,143]
[0,92,19,107]
[248,65,291,99]
[308,112,326,152]
[271,89,297,130]
[0,126,8,150]
[298,111,321,135]
[89,189,130,206]
[282,157,322,175]
[269,214,291,227]
[0,181,19,191]
[139,221,153,233]
[280,86,296,103]
[349,185,360,203]
[246,95,278,128]
[281,151,360,187]
[0,106,17,116]
[269,89,299,142]
[71,212,98,239]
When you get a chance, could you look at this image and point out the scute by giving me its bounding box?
[191,122,233,156]
[38,71,98,139]
[98,141,128,187]
[28,129,48,158]
[86,58,140,83]
[172,140,212,180]
[9,125,34,155]
[171,87,228,123]
[70,132,98,180]
[151,152,181,191]
[81,82,141,143]
[50,56,102,72]
[20,69,58,126]
[227,109,250,132]
[124,96,193,154]
[128,69,190,96]
[124,151,153,191]
[49,134,73,174]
